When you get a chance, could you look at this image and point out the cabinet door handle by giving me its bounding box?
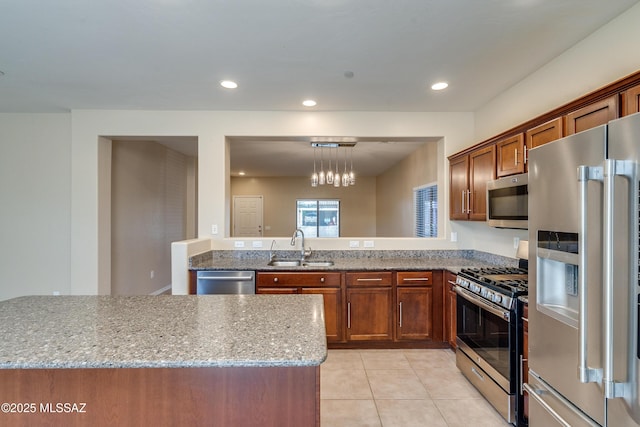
[399,302,403,328]
[347,302,351,329]
[356,278,383,282]
[320,277,325,283]
[402,277,429,282]
[273,277,279,283]
[524,145,528,164]
[519,354,527,395]
[467,190,472,214]
[461,190,466,214]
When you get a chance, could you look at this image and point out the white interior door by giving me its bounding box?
[233,196,263,237]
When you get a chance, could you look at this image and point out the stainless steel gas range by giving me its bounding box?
[455,267,528,426]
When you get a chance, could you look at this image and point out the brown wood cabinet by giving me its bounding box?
[566,95,618,135]
[449,145,495,221]
[346,272,393,341]
[496,133,525,177]
[444,271,457,349]
[396,272,433,341]
[257,272,343,342]
[622,83,640,116]
[526,117,564,152]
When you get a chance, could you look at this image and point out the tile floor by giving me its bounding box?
[320,349,512,427]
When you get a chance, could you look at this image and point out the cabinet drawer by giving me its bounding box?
[396,271,433,286]
[346,272,392,287]
[256,272,341,287]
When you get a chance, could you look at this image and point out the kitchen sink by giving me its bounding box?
[267,259,302,267]
[267,259,335,267]
[302,260,334,267]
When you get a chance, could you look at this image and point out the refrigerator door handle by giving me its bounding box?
[603,159,636,399]
[577,165,603,384]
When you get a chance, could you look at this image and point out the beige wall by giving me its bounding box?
[231,176,377,237]
[111,141,190,295]
[376,141,439,237]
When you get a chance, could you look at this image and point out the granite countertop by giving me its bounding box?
[189,250,517,273]
[0,295,327,369]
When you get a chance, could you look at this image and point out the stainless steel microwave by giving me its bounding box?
[486,173,528,229]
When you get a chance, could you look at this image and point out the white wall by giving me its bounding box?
[0,114,71,301]
[475,2,640,141]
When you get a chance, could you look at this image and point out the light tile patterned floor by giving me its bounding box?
[321,349,512,427]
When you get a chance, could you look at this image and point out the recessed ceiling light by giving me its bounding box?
[302,99,317,107]
[238,171,246,176]
[220,80,238,89]
[431,82,449,91]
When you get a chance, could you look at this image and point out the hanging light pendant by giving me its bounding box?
[333,147,340,187]
[342,147,350,187]
[326,146,334,184]
[318,147,325,185]
[311,146,318,187]
[349,146,356,185]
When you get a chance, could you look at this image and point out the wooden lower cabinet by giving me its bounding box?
[346,286,394,341]
[301,287,342,342]
[257,269,450,347]
[396,286,432,340]
[257,272,343,343]
[444,271,457,349]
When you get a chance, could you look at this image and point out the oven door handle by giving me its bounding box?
[455,286,510,321]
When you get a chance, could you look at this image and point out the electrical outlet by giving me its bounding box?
[53,291,60,296]
[211,224,218,234]
[451,232,458,242]
[252,241,263,248]
[349,240,360,248]
[234,241,245,248]
[363,240,374,248]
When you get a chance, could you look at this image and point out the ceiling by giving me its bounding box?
[2,1,637,175]
[0,0,637,114]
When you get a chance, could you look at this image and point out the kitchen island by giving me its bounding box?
[0,295,326,426]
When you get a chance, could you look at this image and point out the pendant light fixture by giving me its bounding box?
[326,146,334,184]
[349,146,356,185]
[309,141,357,188]
[342,147,350,187]
[333,146,340,187]
[311,146,318,187]
[318,146,325,185]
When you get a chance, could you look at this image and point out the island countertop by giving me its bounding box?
[0,294,327,369]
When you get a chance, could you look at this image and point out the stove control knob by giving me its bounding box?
[493,294,502,304]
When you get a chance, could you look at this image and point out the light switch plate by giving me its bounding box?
[363,240,374,248]
[234,241,245,248]
[349,240,360,248]
[211,224,218,234]
[252,241,263,248]
[451,232,458,242]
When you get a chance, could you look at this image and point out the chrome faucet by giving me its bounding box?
[269,239,277,261]
[291,228,311,261]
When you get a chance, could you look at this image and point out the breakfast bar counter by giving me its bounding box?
[0,295,326,426]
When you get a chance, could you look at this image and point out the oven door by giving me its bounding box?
[456,286,515,393]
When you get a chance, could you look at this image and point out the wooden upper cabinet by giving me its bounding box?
[449,145,495,221]
[526,117,564,150]
[496,133,525,177]
[449,155,469,220]
[468,145,496,221]
[566,95,618,135]
[622,83,640,116]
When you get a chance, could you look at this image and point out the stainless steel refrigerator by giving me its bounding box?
[527,112,640,427]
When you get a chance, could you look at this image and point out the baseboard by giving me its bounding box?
[150,284,172,295]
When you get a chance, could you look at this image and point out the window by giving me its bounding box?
[414,184,437,237]
[297,200,340,237]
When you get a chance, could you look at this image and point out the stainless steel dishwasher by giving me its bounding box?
[196,271,256,294]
